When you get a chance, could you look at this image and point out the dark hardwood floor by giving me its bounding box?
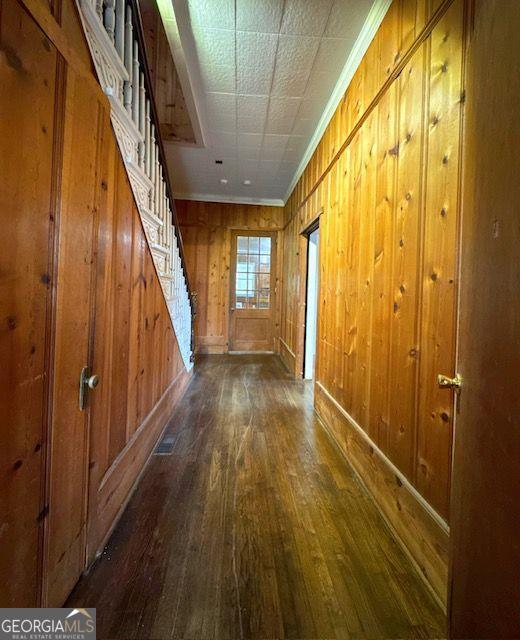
[68,354,445,639]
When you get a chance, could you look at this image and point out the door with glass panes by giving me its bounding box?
[229,231,276,351]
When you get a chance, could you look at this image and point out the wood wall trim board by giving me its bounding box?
[314,380,449,609]
[89,365,193,560]
[278,338,296,375]
[195,335,227,354]
[286,0,458,223]
[38,54,68,608]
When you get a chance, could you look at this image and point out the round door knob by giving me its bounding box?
[87,374,99,389]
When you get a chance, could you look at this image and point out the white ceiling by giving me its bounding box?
[164,0,385,205]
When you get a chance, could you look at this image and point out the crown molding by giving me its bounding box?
[284,0,392,203]
[173,192,285,207]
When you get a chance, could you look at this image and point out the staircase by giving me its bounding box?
[77,0,194,368]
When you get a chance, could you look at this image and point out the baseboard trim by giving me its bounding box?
[279,337,296,375]
[196,335,227,354]
[314,381,449,610]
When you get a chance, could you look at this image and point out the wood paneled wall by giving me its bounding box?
[176,200,284,353]
[0,0,190,607]
[280,0,466,605]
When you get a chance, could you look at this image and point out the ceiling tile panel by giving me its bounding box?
[192,28,235,67]
[265,115,297,135]
[199,64,236,93]
[271,35,320,96]
[188,0,235,30]
[324,0,374,38]
[280,0,334,36]
[237,65,274,95]
[313,38,350,74]
[237,31,278,69]
[236,0,284,34]
[237,132,263,149]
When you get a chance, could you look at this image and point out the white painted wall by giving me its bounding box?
[304,228,319,380]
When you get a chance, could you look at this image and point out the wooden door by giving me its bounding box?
[0,0,60,606]
[42,67,108,607]
[229,231,277,351]
[449,1,520,637]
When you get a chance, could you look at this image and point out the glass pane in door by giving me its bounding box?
[235,235,271,309]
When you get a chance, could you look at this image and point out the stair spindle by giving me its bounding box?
[103,0,115,42]
[123,5,133,112]
[114,0,125,60]
[132,41,139,125]
[145,99,151,179]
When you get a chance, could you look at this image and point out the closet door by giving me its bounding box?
[42,66,109,607]
[0,0,60,607]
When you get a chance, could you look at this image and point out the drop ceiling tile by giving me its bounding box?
[271,35,320,96]
[265,115,297,135]
[324,0,373,38]
[237,94,269,119]
[207,130,237,149]
[237,146,261,161]
[271,67,309,97]
[275,35,320,76]
[280,0,334,36]
[313,38,349,75]
[187,0,235,30]
[287,134,307,148]
[238,160,260,180]
[283,147,305,163]
[206,91,236,111]
[260,147,287,162]
[237,116,265,134]
[304,69,335,103]
[237,132,263,150]
[236,0,284,33]
[192,28,235,67]
[291,117,315,136]
[237,65,273,95]
[297,98,323,120]
[199,64,236,93]
[268,96,302,120]
[262,133,289,150]
[237,32,278,69]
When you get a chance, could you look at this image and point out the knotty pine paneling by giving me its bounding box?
[177,200,284,353]
[281,0,465,525]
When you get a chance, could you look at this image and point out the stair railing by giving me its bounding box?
[78,0,194,368]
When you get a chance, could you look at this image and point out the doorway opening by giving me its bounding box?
[303,226,319,380]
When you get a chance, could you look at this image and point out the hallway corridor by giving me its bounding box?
[68,355,444,639]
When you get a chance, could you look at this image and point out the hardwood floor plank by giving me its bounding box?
[68,354,445,639]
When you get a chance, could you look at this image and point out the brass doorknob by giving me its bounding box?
[79,366,100,410]
[437,373,462,392]
[87,374,99,389]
